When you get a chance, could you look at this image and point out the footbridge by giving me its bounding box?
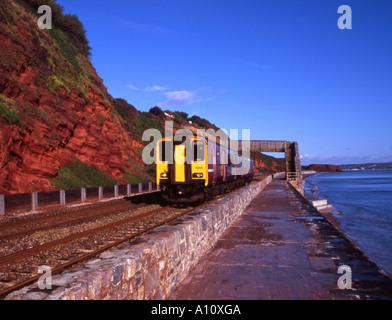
[233,140,304,192]
[183,126,303,191]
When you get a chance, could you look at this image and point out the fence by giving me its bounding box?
[286,172,300,182]
[0,182,159,215]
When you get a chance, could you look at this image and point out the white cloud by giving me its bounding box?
[157,86,224,107]
[159,90,196,107]
[145,85,169,92]
[127,84,138,91]
[127,84,171,92]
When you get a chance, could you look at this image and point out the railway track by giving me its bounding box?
[0,201,147,241]
[0,190,228,298]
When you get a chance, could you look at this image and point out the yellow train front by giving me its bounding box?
[156,135,254,203]
[156,136,208,203]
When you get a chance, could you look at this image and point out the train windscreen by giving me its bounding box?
[192,141,205,162]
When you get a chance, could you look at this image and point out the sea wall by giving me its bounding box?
[6,176,272,300]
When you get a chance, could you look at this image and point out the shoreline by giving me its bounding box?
[342,169,392,172]
[302,173,392,281]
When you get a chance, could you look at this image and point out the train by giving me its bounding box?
[156,134,254,203]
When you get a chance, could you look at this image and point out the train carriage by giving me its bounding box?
[156,135,254,203]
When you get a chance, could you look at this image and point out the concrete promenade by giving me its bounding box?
[169,179,392,300]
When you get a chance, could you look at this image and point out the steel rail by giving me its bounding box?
[0,205,193,298]
[0,205,171,298]
[0,205,169,266]
[0,184,248,299]
[0,202,147,241]
[0,199,134,233]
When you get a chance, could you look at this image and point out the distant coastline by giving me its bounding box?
[302,164,343,173]
[302,162,392,173]
[340,162,392,171]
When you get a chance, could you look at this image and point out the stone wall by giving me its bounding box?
[6,176,272,300]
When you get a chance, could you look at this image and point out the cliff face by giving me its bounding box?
[0,0,145,194]
[251,152,286,174]
[303,164,343,173]
[0,0,284,194]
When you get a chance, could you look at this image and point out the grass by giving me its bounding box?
[31,27,89,98]
[123,169,152,184]
[52,160,117,190]
[49,28,83,74]
[136,113,164,135]
[0,102,20,125]
[123,158,155,184]
[0,95,24,130]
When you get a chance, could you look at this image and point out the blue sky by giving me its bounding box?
[59,0,392,165]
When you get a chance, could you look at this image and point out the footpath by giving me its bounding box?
[169,179,392,300]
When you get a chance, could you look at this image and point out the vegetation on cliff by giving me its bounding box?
[0,0,287,194]
[52,160,116,190]
[0,0,146,193]
[22,0,91,56]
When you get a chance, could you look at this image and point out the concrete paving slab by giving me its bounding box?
[169,179,392,300]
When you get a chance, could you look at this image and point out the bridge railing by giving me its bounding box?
[0,182,158,216]
[286,172,300,181]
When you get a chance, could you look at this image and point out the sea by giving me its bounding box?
[304,170,392,275]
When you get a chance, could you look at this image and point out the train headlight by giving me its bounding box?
[193,173,203,178]
[160,172,168,178]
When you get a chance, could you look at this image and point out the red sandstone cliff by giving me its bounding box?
[0,0,284,194]
[303,164,343,173]
[251,151,286,174]
[0,0,145,194]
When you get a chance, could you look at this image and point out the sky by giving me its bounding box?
[58,0,392,165]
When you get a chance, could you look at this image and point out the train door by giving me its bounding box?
[174,144,186,182]
[232,152,237,179]
[213,145,217,182]
[221,149,227,181]
[216,145,221,181]
[207,141,214,184]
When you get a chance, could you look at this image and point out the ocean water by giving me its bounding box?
[305,170,392,275]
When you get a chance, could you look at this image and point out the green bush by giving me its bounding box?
[136,113,164,135]
[0,102,20,125]
[149,106,164,116]
[0,95,24,130]
[174,111,188,119]
[189,115,218,130]
[52,160,116,189]
[50,28,83,73]
[24,0,91,56]
[113,98,137,125]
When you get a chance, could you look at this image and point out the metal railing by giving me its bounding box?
[286,172,299,182]
[0,182,158,216]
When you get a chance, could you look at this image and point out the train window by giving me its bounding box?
[159,141,174,163]
[192,141,205,162]
[159,141,167,162]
